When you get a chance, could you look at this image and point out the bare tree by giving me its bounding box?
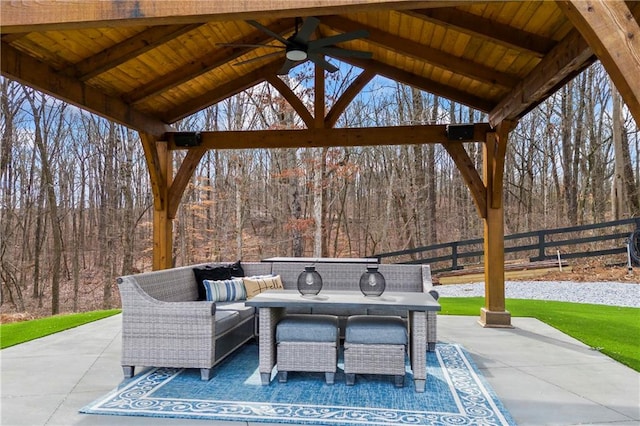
[24,88,67,315]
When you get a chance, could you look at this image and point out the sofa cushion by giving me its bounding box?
[193,261,244,300]
[216,302,255,321]
[243,275,283,299]
[214,310,241,336]
[203,278,246,302]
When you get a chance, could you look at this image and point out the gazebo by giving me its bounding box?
[2,0,639,327]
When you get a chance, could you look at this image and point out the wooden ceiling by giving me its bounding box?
[1,1,639,139]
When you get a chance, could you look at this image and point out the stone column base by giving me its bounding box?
[478,308,513,328]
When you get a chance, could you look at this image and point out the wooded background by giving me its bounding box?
[1,62,638,318]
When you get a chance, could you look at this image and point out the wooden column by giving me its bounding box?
[479,127,512,327]
[140,133,173,270]
[141,131,208,270]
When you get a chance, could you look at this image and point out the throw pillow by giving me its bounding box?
[193,260,245,301]
[203,278,247,302]
[243,275,283,299]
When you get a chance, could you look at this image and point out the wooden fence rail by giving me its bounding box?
[375,218,640,273]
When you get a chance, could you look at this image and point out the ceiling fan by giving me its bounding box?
[222,17,373,75]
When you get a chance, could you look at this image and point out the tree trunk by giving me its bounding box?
[121,128,136,275]
[561,83,578,225]
[611,80,640,218]
[25,89,64,315]
[313,148,324,257]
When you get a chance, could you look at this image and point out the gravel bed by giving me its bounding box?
[435,281,640,308]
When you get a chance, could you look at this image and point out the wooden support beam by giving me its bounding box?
[140,133,167,211]
[557,0,640,126]
[325,69,375,128]
[166,123,492,150]
[1,1,458,32]
[323,15,519,89]
[69,24,202,81]
[163,60,282,123]
[1,42,170,138]
[405,8,555,58]
[168,146,207,219]
[479,131,511,328]
[266,75,314,128]
[490,120,516,209]
[315,64,326,129]
[342,57,495,113]
[442,142,487,218]
[489,29,595,127]
[140,134,173,270]
[125,21,295,105]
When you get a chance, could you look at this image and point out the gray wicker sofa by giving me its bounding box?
[117,259,436,381]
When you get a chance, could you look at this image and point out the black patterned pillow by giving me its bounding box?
[193,261,244,301]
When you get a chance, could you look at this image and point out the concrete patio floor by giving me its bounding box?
[1,314,638,426]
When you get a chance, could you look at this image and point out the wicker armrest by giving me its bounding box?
[118,276,216,316]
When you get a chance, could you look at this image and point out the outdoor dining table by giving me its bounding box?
[245,289,441,392]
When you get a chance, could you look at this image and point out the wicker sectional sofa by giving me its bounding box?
[117,259,437,381]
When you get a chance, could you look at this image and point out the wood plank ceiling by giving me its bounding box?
[3,1,637,139]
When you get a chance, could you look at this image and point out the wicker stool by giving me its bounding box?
[276,314,339,384]
[344,315,407,387]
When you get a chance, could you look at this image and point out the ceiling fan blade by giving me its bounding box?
[277,58,301,75]
[292,17,320,43]
[307,53,339,73]
[246,20,291,45]
[234,50,283,66]
[317,47,373,59]
[216,43,285,49]
[308,29,369,50]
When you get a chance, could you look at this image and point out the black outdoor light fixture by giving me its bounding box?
[173,132,202,147]
[297,265,323,296]
[446,124,475,141]
[359,265,386,297]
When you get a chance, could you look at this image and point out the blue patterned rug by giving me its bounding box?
[81,342,515,425]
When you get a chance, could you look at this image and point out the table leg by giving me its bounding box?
[410,310,427,392]
[258,307,285,385]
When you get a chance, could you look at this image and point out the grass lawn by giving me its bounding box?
[440,297,640,372]
[0,309,121,349]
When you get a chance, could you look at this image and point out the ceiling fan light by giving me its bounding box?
[286,48,307,61]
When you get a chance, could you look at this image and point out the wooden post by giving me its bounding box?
[479,130,512,327]
[154,140,173,269]
[140,133,174,270]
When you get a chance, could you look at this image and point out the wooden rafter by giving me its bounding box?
[557,0,640,126]
[322,15,520,89]
[68,24,203,81]
[325,69,375,128]
[443,142,487,218]
[405,8,555,58]
[488,29,595,127]
[0,0,447,32]
[162,60,283,123]
[0,42,170,137]
[343,57,495,112]
[167,123,492,150]
[266,75,315,128]
[125,21,296,105]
